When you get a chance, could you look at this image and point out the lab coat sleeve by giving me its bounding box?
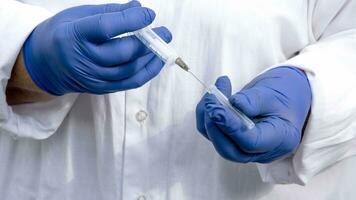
[0,0,78,139]
[257,0,356,185]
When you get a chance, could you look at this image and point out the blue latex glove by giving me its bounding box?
[23,1,172,95]
[196,67,311,163]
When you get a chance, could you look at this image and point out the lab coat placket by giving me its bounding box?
[122,86,151,199]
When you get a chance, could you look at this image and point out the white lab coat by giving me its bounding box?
[1,0,356,199]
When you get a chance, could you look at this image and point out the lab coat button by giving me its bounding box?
[136,110,148,122]
[137,195,147,200]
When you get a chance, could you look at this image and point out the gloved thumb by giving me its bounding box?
[74,6,156,42]
[215,76,232,97]
[229,88,270,118]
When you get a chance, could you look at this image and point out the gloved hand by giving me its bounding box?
[196,67,311,163]
[23,1,172,95]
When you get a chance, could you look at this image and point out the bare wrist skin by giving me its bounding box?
[6,50,55,105]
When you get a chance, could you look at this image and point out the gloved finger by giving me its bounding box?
[116,55,164,90]
[74,54,160,93]
[229,87,274,118]
[204,75,237,138]
[205,93,245,132]
[214,76,232,97]
[92,55,164,93]
[208,100,290,153]
[195,75,231,140]
[204,112,255,163]
[90,53,155,81]
[195,93,210,140]
[204,93,245,140]
[198,77,232,140]
[90,26,172,66]
[88,1,141,14]
[70,1,141,18]
[74,6,156,42]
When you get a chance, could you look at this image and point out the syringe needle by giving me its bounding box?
[174,57,207,88]
[187,70,208,89]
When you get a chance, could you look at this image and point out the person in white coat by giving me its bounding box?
[1,0,356,199]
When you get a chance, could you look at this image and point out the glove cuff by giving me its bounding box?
[23,31,64,96]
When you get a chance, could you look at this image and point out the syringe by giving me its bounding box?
[133,26,189,71]
[134,26,255,129]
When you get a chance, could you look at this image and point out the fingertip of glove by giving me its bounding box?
[204,93,218,106]
[217,75,230,82]
[142,7,156,25]
[128,0,142,7]
[210,109,226,123]
[229,93,243,106]
[215,75,231,87]
[204,98,226,123]
[161,27,173,42]
[154,26,173,43]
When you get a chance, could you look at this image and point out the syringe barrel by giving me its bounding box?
[206,85,255,130]
[134,27,178,65]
